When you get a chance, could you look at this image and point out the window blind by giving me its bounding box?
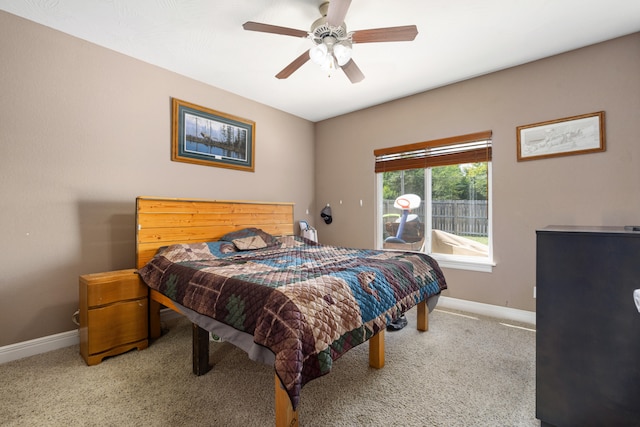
[374,131,492,173]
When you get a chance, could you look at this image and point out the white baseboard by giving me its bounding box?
[437,296,536,325]
[0,308,183,365]
[1,299,533,365]
[0,329,79,365]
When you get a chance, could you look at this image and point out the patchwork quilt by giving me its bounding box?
[138,235,447,409]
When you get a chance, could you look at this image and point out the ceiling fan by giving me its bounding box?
[242,0,418,83]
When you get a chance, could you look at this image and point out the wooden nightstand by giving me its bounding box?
[79,269,148,365]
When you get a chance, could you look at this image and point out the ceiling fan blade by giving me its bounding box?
[276,50,311,79]
[341,59,364,84]
[326,0,352,27]
[352,25,418,43]
[242,21,308,38]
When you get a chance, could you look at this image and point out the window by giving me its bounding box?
[375,131,493,272]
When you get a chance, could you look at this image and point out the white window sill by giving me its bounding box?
[429,254,495,272]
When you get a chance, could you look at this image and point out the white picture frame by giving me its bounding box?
[516,111,605,161]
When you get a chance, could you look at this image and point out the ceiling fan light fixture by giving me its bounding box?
[333,40,352,66]
[309,43,328,65]
[319,53,337,75]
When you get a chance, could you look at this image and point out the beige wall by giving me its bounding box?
[1,8,638,346]
[315,32,640,312]
[0,12,315,346]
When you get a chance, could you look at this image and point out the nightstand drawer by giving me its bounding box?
[80,269,147,307]
[87,298,148,354]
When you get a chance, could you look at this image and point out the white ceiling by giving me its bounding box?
[2,0,639,122]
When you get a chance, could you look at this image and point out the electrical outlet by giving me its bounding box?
[533,286,537,299]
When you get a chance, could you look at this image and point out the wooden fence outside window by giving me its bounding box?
[383,200,488,237]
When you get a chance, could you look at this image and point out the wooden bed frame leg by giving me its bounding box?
[192,323,212,375]
[369,330,385,369]
[275,374,298,427]
[149,298,162,339]
[417,299,429,331]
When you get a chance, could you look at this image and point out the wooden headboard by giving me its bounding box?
[135,196,295,269]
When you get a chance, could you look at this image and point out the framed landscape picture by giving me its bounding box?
[516,111,605,162]
[171,98,255,172]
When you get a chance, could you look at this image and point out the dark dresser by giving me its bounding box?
[536,226,640,426]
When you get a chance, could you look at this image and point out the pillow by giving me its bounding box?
[219,227,278,248]
[232,235,269,251]
[206,241,238,257]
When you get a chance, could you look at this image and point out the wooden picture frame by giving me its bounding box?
[171,98,255,172]
[516,111,605,162]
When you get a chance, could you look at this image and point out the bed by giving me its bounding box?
[135,196,447,426]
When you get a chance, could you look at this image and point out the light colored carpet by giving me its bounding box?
[0,308,537,426]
